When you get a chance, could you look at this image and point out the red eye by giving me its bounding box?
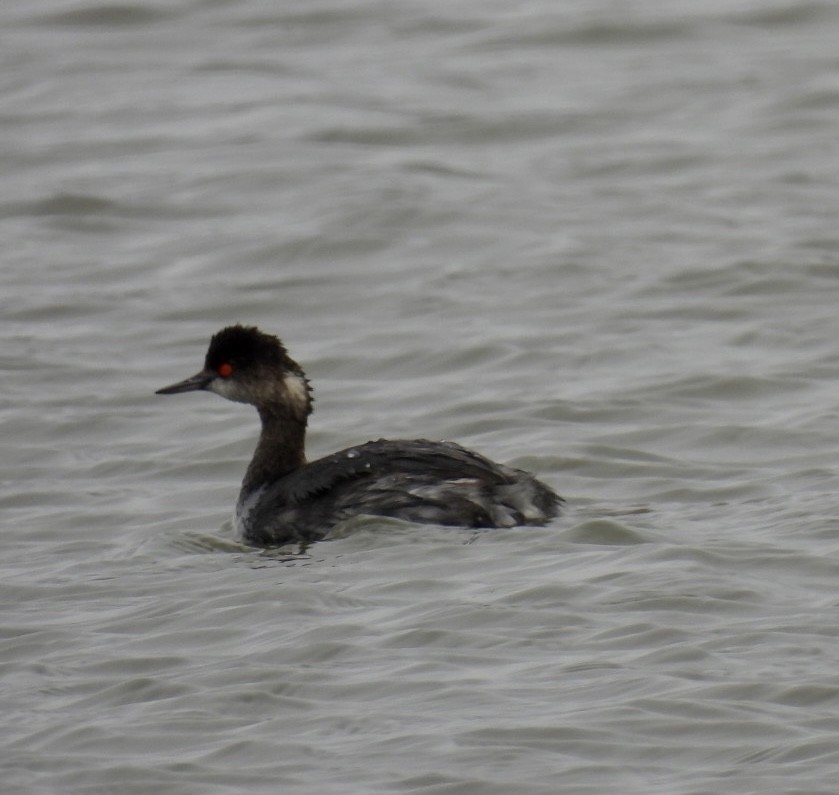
[218,362,233,378]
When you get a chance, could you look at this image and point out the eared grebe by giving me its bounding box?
[156,325,562,546]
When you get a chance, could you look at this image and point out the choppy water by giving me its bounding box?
[5,1,839,793]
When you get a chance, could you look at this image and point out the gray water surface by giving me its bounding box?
[5,1,839,793]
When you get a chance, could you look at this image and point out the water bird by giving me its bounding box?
[156,325,562,545]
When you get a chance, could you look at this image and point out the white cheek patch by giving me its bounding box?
[283,373,311,413]
[206,370,311,411]
[208,377,246,402]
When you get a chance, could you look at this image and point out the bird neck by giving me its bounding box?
[241,406,308,495]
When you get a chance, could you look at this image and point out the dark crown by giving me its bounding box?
[205,325,299,373]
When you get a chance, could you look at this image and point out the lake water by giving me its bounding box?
[4,1,839,793]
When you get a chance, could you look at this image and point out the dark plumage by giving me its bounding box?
[157,325,562,546]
